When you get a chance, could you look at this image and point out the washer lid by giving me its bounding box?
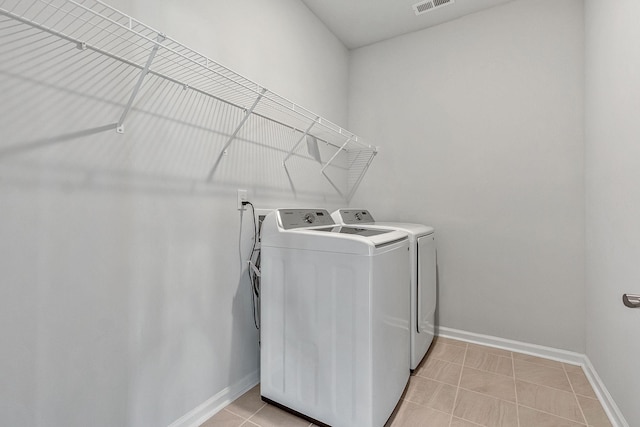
[311,226,389,237]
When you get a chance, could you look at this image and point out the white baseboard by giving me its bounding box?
[437,326,585,365]
[167,370,259,427]
[437,326,628,427]
[582,357,629,427]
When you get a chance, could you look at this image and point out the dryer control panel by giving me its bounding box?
[278,209,335,229]
[337,209,375,224]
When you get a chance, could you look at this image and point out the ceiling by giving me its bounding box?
[301,0,516,49]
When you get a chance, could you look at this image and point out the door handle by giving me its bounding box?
[622,294,640,308]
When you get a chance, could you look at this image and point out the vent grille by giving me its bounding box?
[413,0,455,15]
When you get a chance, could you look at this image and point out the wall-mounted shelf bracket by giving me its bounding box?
[321,137,351,175]
[116,33,166,134]
[320,136,352,198]
[282,117,320,168]
[207,87,267,180]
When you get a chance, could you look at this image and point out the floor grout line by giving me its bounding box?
[462,350,516,381]
[575,392,599,400]
[450,416,485,427]
[221,408,242,418]
[399,400,455,419]
[428,355,464,365]
[515,377,578,394]
[461,364,514,379]
[225,401,267,424]
[512,356,566,371]
[244,402,267,423]
[455,387,517,403]
[221,408,250,423]
[455,385,518,407]
[517,402,588,426]
[564,362,589,426]
[512,350,521,427]
[447,341,468,427]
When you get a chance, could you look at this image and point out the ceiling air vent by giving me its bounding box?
[413,0,455,16]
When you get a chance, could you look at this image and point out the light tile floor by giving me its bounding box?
[201,337,612,427]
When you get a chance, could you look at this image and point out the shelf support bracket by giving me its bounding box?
[319,136,352,198]
[282,119,318,197]
[282,118,319,168]
[116,33,166,133]
[207,88,267,180]
[321,136,351,174]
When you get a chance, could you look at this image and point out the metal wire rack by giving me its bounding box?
[0,0,377,200]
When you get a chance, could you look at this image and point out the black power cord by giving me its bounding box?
[242,201,261,331]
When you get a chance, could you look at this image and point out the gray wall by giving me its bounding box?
[349,0,586,352]
[0,1,349,426]
[585,0,640,423]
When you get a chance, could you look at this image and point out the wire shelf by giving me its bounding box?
[0,0,377,200]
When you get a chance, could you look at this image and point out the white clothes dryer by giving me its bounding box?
[332,209,436,370]
[260,209,410,427]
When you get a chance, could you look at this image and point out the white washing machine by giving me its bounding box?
[260,209,411,427]
[332,209,436,370]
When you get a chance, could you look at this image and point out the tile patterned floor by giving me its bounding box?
[201,337,612,427]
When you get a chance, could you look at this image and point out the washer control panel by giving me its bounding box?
[337,209,375,224]
[278,209,335,229]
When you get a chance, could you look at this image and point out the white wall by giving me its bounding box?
[349,0,586,352]
[0,1,349,426]
[585,0,640,423]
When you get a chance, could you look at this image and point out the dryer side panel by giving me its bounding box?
[417,234,437,339]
